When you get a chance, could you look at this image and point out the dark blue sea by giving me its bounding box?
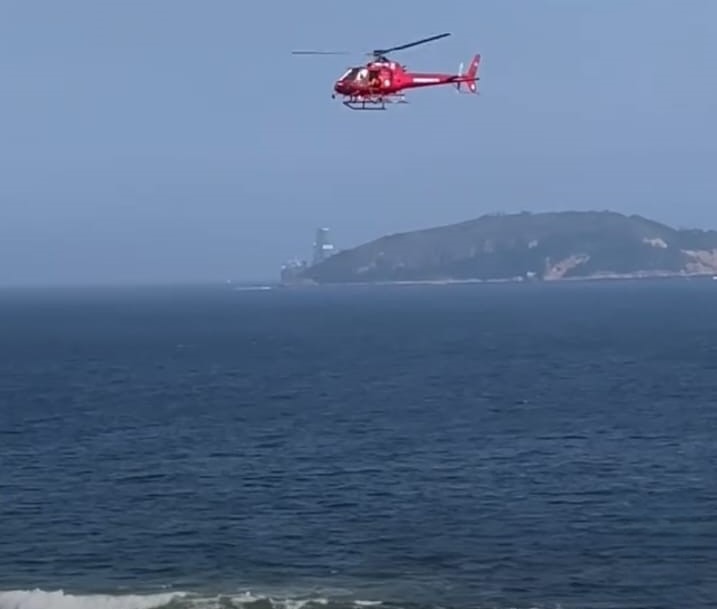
[1,280,716,609]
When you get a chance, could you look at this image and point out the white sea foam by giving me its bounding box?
[0,589,185,609]
[0,590,376,609]
[221,593,329,609]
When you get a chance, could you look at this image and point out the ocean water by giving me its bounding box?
[1,280,716,609]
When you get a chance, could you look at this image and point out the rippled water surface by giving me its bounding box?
[1,281,716,609]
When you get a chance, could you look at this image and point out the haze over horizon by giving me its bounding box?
[2,0,716,286]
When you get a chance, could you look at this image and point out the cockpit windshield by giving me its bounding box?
[339,68,360,82]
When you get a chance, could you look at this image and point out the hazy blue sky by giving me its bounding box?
[1,0,716,285]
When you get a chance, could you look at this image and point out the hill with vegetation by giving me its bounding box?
[301,211,717,283]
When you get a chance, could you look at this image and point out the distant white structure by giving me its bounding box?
[312,227,336,265]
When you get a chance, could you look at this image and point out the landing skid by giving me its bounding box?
[334,93,408,111]
[343,100,388,111]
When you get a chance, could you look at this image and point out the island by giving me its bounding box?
[296,211,717,284]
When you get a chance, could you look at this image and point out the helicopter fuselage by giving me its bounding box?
[333,60,469,97]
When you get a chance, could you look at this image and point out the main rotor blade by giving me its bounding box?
[291,50,350,55]
[373,32,450,56]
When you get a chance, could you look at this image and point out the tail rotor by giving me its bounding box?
[456,62,464,91]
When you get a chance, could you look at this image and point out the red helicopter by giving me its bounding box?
[292,32,480,110]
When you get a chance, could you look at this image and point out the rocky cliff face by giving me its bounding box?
[302,211,717,283]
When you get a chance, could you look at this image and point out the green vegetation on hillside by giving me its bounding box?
[302,211,717,283]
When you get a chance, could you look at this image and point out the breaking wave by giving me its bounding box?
[0,590,385,609]
[0,590,184,609]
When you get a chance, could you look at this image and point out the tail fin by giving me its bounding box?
[456,54,480,93]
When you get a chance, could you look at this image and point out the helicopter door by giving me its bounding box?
[381,68,392,88]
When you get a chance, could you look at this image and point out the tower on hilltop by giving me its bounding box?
[312,227,335,265]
